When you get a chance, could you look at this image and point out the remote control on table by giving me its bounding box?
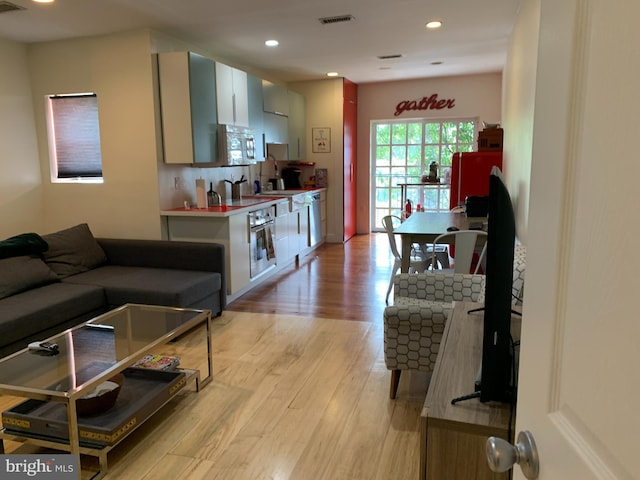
[28,341,59,355]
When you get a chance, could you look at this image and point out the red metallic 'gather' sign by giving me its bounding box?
[394,94,455,116]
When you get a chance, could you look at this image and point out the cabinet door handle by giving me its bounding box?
[232,93,236,123]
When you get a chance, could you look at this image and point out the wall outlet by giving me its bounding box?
[174,177,183,190]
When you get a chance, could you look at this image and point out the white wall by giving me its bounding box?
[501,0,540,243]
[289,78,345,243]
[356,73,503,233]
[27,30,163,239]
[0,38,44,238]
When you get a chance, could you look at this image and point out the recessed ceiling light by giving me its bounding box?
[32,0,55,3]
[265,39,279,47]
[425,20,443,29]
[326,72,339,77]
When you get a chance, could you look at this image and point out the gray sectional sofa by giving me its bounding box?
[0,223,226,357]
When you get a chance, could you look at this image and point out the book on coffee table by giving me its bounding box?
[132,354,180,371]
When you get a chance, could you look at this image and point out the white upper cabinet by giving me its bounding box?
[262,80,289,116]
[246,74,266,161]
[287,90,306,160]
[216,62,249,127]
[157,51,218,164]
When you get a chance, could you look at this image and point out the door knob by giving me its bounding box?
[486,430,539,479]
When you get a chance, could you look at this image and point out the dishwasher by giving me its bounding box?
[309,193,322,247]
[248,206,277,278]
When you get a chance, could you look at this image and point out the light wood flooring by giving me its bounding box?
[0,233,430,479]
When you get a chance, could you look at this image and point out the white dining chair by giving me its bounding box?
[430,230,488,274]
[382,215,429,304]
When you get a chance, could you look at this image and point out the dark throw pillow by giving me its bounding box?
[42,223,107,278]
[0,255,60,299]
[0,232,49,259]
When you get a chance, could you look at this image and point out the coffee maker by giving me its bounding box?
[281,167,302,189]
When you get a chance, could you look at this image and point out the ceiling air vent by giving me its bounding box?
[0,1,25,14]
[378,54,403,60]
[318,14,355,25]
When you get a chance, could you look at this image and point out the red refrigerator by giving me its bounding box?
[449,152,503,209]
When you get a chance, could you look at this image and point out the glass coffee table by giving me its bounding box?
[0,303,212,478]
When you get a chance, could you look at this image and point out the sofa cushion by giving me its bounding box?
[0,233,48,259]
[42,224,107,278]
[0,282,106,347]
[63,265,222,308]
[0,255,59,300]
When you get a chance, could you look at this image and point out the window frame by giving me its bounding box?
[46,92,104,184]
[370,116,478,231]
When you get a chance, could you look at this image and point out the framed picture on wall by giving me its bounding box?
[312,127,331,153]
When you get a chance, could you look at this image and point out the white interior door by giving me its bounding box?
[515,1,640,478]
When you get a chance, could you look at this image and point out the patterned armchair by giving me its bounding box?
[383,245,526,399]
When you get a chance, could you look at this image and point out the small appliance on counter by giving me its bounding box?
[282,167,302,189]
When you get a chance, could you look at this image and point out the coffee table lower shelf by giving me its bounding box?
[0,368,200,480]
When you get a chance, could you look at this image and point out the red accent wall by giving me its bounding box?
[343,79,358,241]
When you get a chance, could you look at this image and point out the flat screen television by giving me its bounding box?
[479,166,517,403]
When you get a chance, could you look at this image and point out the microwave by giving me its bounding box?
[215,124,256,166]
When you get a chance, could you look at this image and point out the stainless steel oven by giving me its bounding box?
[249,206,277,278]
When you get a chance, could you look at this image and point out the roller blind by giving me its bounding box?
[49,94,103,178]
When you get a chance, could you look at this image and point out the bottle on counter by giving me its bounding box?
[405,198,412,218]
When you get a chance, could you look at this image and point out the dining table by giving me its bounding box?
[393,211,486,272]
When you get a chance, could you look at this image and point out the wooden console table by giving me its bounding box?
[420,301,520,480]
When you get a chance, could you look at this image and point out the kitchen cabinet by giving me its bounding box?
[287,90,306,160]
[164,214,250,297]
[274,197,311,265]
[216,62,249,127]
[263,80,289,145]
[264,112,288,145]
[247,73,265,161]
[274,200,293,264]
[320,190,327,239]
[157,51,218,164]
[262,80,289,116]
[297,204,310,252]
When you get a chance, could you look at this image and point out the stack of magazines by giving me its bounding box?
[132,354,180,371]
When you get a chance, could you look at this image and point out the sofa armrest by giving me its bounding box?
[96,238,227,308]
[383,301,452,372]
[393,272,484,303]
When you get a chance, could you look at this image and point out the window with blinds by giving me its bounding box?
[47,93,103,182]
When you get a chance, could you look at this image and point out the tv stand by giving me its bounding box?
[420,301,521,480]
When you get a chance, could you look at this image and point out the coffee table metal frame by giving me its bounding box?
[0,303,213,479]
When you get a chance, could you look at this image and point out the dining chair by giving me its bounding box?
[430,230,488,274]
[382,215,429,304]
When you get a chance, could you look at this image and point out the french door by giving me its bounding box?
[371,118,477,230]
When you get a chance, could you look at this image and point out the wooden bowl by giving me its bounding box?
[76,373,125,417]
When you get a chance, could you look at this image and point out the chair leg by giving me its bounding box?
[390,369,401,399]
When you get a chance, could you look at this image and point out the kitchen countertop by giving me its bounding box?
[160,188,325,217]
